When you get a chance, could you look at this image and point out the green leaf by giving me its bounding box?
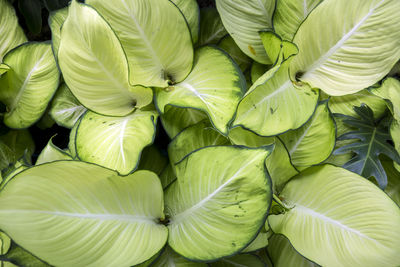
[159,164,176,189]
[210,254,266,267]
[58,1,152,116]
[171,0,199,44]
[218,35,252,72]
[0,242,51,267]
[18,0,42,35]
[68,118,79,158]
[49,83,86,129]
[259,30,298,66]
[233,58,319,136]
[268,234,318,267]
[334,104,400,189]
[268,165,400,267]
[242,230,270,253]
[0,64,10,76]
[138,145,168,177]
[0,130,34,171]
[382,159,400,206]
[197,8,227,46]
[75,110,157,175]
[0,162,168,266]
[250,62,270,84]
[161,106,208,139]
[0,233,10,255]
[290,0,400,96]
[156,46,246,135]
[273,0,323,41]
[166,146,273,261]
[48,7,68,62]
[42,0,69,11]
[86,0,193,88]
[168,120,230,165]
[229,127,298,193]
[0,0,27,61]
[279,101,336,168]
[328,89,387,119]
[35,136,72,165]
[216,0,275,64]
[0,42,60,129]
[152,246,208,267]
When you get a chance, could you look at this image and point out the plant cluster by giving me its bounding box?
[0,0,400,266]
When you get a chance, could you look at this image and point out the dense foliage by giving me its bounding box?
[0,0,400,266]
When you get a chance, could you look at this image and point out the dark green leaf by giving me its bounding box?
[18,0,42,35]
[334,104,400,189]
[42,0,69,11]
[0,242,51,267]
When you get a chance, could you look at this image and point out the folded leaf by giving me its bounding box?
[58,1,152,115]
[156,46,246,135]
[269,165,400,267]
[0,43,59,129]
[290,0,400,96]
[0,162,168,266]
[0,0,27,61]
[75,110,157,175]
[35,136,72,165]
[87,0,193,87]
[216,0,274,64]
[166,146,273,261]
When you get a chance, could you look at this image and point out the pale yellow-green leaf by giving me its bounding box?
[279,102,336,167]
[0,0,27,61]
[36,136,72,165]
[290,0,400,96]
[156,46,245,135]
[216,0,275,64]
[172,0,199,44]
[233,58,319,136]
[58,1,152,115]
[259,30,298,66]
[0,162,168,267]
[0,43,59,129]
[87,0,193,88]
[273,0,322,41]
[242,230,271,253]
[269,165,400,267]
[161,106,208,139]
[49,83,86,129]
[49,7,68,61]
[76,110,157,175]
[166,146,272,261]
[0,232,11,255]
[268,234,318,267]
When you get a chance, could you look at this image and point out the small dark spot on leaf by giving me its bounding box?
[248,45,256,56]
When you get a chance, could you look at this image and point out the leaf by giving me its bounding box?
[0,42,60,129]
[268,164,400,267]
[382,159,400,206]
[216,0,275,64]
[166,146,273,261]
[35,136,72,165]
[250,62,270,84]
[289,0,400,96]
[334,104,400,189]
[161,106,208,139]
[42,0,69,11]
[75,110,157,175]
[218,35,252,72]
[171,0,199,44]
[279,101,336,167]
[152,246,207,267]
[0,242,51,267]
[138,145,168,176]
[0,130,34,171]
[18,0,42,35]
[268,234,319,267]
[0,0,27,61]
[233,58,319,136]
[168,120,230,165]
[156,46,246,135]
[229,127,298,193]
[0,233,10,255]
[259,30,298,66]
[58,1,152,116]
[273,0,322,41]
[328,89,387,119]
[242,230,270,253]
[49,83,86,129]
[48,7,68,62]
[197,8,227,46]
[210,254,266,267]
[86,0,193,88]
[0,162,168,266]
[160,164,177,189]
